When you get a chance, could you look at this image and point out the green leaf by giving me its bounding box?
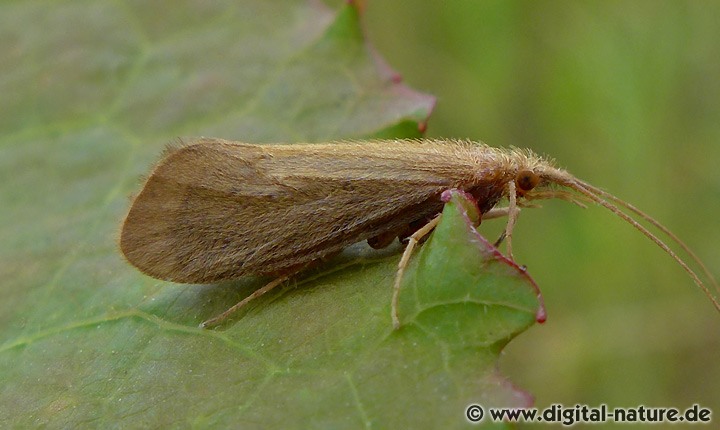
[399,190,545,348]
[1,1,542,428]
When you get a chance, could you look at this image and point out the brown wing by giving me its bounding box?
[120,138,474,283]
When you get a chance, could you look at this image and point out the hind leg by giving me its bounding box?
[200,274,292,328]
[391,214,442,329]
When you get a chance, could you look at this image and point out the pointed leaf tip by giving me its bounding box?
[400,189,546,347]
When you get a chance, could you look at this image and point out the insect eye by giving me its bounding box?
[515,170,540,192]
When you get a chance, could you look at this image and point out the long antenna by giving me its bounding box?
[576,180,719,292]
[566,179,720,313]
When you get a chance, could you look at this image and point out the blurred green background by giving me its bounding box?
[365,0,720,415]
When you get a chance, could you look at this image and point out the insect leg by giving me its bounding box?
[482,207,512,247]
[493,231,507,248]
[483,207,510,220]
[504,181,518,260]
[392,214,442,330]
[200,274,292,328]
[485,199,538,221]
[485,206,535,248]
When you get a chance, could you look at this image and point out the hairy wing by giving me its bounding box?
[120,138,467,283]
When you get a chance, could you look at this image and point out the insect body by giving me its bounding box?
[120,138,720,328]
